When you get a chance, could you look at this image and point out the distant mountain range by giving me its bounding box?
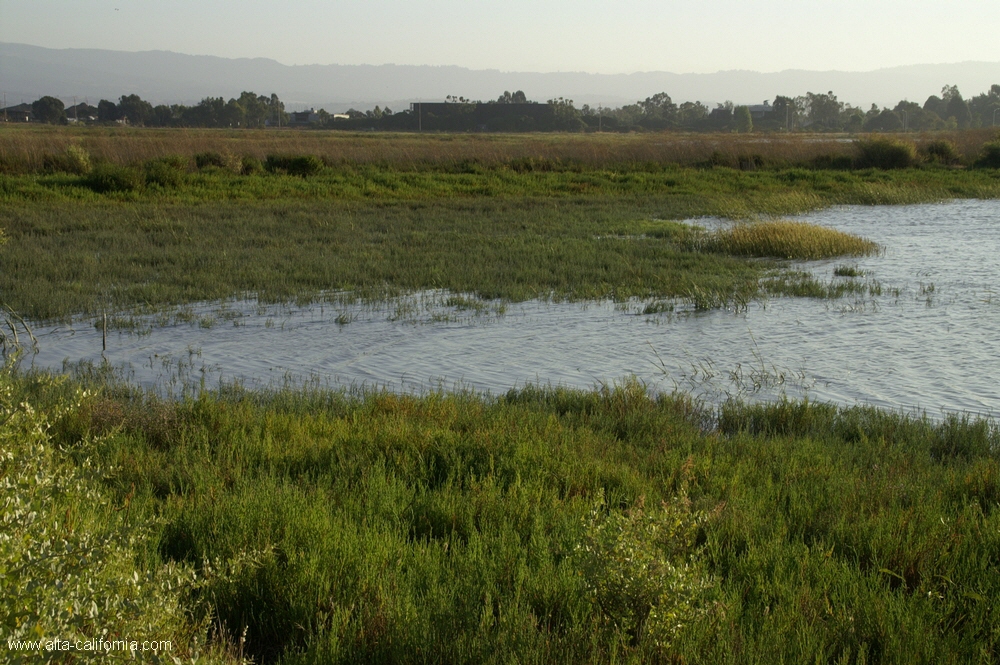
[2,42,999,112]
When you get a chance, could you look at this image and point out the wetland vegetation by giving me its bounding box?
[3,127,1000,663]
[2,127,999,322]
[6,366,1000,663]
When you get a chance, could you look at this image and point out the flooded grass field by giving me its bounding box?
[20,198,1000,417]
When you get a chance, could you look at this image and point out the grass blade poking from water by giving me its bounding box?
[698,220,881,260]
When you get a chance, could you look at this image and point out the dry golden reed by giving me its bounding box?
[0,125,869,171]
[701,220,880,259]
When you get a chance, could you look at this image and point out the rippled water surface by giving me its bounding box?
[20,199,1000,416]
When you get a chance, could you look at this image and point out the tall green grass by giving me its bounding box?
[9,367,999,663]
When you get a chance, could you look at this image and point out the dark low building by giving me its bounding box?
[2,103,34,122]
[409,101,555,131]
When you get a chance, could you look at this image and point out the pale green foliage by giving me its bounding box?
[0,368,229,664]
[64,145,92,175]
[576,489,713,651]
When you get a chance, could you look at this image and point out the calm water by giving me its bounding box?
[18,199,1000,416]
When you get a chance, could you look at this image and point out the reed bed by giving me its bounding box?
[4,126,999,175]
[699,220,881,259]
[0,125,879,173]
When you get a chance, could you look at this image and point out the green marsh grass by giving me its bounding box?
[7,365,999,664]
[0,199,789,322]
[1,163,997,322]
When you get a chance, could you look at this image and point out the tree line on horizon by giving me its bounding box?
[15,83,1000,133]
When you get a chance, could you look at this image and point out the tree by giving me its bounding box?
[31,96,66,124]
[968,84,1000,127]
[236,91,270,128]
[151,105,174,127]
[770,96,800,131]
[923,94,947,118]
[942,85,971,128]
[496,90,528,104]
[734,106,753,133]
[676,101,708,128]
[639,92,677,126]
[268,93,287,126]
[182,97,225,127]
[805,91,843,130]
[863,108,902,132]
[118,94,154,126]
[97,99,120,123]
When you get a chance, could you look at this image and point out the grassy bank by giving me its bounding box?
[6,366,1000,663]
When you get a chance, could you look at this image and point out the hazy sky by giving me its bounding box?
[2,0,998,74]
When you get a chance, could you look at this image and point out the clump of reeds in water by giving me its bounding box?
[699,220,880,259]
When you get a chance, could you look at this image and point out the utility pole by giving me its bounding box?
[418,102,422,132]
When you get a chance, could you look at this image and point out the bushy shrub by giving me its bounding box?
[974,140,1000,169]
[920,139,960,165]
[810,153,854,170]
[194,151,227,170]
[576,490,713,650]
[85,163,144,193]
[41,145,93,175]
[144,155,188,189]
[0,370,206,662]
[239,155,264,175]
[737,154,764,171]
[853,137,917,169]
[264,154,324,177]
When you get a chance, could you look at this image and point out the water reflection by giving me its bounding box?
[18,199,1000,417]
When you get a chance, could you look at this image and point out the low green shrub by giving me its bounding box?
[576,491,713,650]
[264,154,324,177]
[194,151,227,170]
[144,156,187,189]
[920,140,960,165]
[42,145,92,174]
[810,153,854,170]
[0,369,216,662]
[240,155,264,175]
[974,140,1000,169]
[736,154,764,171]
[85,163,144,193]
[854,137,917,169]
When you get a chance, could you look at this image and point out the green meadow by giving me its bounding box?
[3,128,1000,664]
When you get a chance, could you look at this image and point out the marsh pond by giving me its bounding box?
[20,198,1000,417]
